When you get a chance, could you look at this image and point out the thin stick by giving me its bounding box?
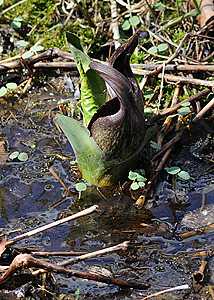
[0,253,150,289]
[192,98,214,121]
[147,88,211,124]
[135,146,174,208]
[140,284,189,300]
[6,205,99,246]
[0,0,28,17]
[59,241,130,266]
[49,167,73,196]
[140,33,190,90]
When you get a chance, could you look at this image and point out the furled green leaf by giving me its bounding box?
[66,32,91,73]
[79,63,106,125]
[55,113,113,184]
[66,32,106,125]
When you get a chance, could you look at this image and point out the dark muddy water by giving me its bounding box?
[0,78,214,299]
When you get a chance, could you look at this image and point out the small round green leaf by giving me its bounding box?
[131,182,139,190]
[0,86,7,97]
[11,21,22,29]
[144,89,154,99]
[6,82,17,90]
[30,45,44,52]
[131,16,140,26]
[0,0,3,6]
[148,46,158,53]
[150,141,160,149]
[178,170,191,180]
[144,107,153,116]
[128,170,138,181]
[157,43,168,52]
[178,107,191,115]
[17,40,29,47]
[13,16,24,21]
[0,46,3,53]
[165,166,181,175]
[180,101,191,107]
[138,181,145,188]
[154,2,165,10]
[22,51,34,59]
[121,20,131,31]
[18,152,29,161]
[9,151,19,160]
[75,182,87,192]
[136,174,147,182]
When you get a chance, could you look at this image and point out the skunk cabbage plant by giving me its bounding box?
[55,30,147,186]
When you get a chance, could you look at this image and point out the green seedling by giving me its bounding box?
[0,82,18,97]
[9,151,29,162]
[75,182,87,199]
[165,166,191,180]
[148,43,168,54]
[128,169,147,190]
[121,14,141,31]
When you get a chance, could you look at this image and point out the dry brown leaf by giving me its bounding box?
[0,236,7,257]
[191,0,214,27]
[0,140,7,163]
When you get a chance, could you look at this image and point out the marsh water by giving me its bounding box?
[0,73,214,300]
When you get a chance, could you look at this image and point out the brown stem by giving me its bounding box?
[0,253,150,289]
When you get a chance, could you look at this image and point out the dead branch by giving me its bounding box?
[59,241,130,266]
[0,253,150,289]
[6,205,99,246]
[140,284,189,300]
[147,88,211,124]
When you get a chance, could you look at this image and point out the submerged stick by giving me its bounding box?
[59,241,130,266]
[6,205,99,246]
[0,253,150,289]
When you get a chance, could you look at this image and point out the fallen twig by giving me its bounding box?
[147,88,211,124]
[140,284,189,300]
[6,205,99,246]
[0,253,150,289]
[59,241,130,266]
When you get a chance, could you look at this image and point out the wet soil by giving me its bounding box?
[0,72,214,300]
